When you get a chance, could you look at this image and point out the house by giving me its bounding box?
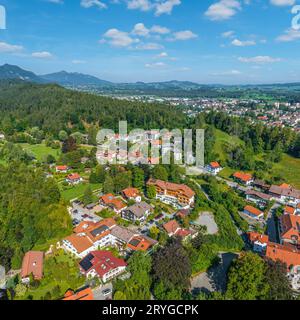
[100,194,127,214]
[21,251,44,283]
[163,220,196,240]
[243,205,264,220]
[66,173,82,185]
[297,203,300,215]
[122,202,153,223]
[266,242,300,275]
[247,232,269,253]
[56,165,68,173]
[206,162,223,175]
[147,179,195,209]
[79,251,127,283]
[245,190,272,208]
[279,214,300,246]
[176,209,191,219]
[269,184,300,205]
[127,235,157,252]
[284,206,296,215]
[233,172,254,186]
[253,179,271,192]
[110,225,136,249]
[122,187,142,202]
[62,218,116,258]
[63,288,94,301]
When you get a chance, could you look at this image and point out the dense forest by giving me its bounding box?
[0,80,187,136]
[0,163,72,270]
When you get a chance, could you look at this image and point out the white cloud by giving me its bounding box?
[127,0,152,11]
[31,51,53,59]
[171,30,198,41]
[222,30,235,38]
[102,28,137,47]
[211,69,242,76]
[231,38,256,46]
[155,0,181,16]
[276,28,300,42]
[135,42,163,50]
[46,0,64,3]
[157,52,168,57]
[80,0,107,9]
[150,25,171,34]
[126,0,180,15]
[132,23,150,37]
[0,42,23,53]
[205,0,241,21]
[72,59,87,64]
[270,0,295,6]
[145,62,166,68]
[238,56,281,63]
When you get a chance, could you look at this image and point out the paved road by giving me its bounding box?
[191,252,238,295]
[93,283,113,300]
[266,203,280,243]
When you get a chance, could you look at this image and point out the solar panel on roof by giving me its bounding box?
[90,225,109,237]
[79,256,93,271]
[129,239,140,247]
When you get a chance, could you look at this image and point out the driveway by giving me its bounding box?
[191,252,238,295]
[70,203,102,223]
[92,283,113,300]
[266,203,280,243]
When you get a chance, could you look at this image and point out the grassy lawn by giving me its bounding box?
[270,154,300,189]
[213,128,244,162]
[17,250,85,300]
[60,182,102,202]
[19,143,61,161]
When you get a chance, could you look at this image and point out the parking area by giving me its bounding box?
[69,201,104,225]
[193,212,218,235]
[92,283,113,301]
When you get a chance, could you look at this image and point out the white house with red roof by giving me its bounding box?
[79,251,127,283]
[66,173,82,185]
[122,187,142,202]
[206,162,223,175]
[56,165,68,173]
[247,232,269,253]
[243,205,264,220]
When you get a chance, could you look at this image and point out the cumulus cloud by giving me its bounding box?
[205,0,241,21]
[80,0,107,9]
[132,23,150,37]
[270,0,295,6]
[238,56,281,63]
[102,28,137,47]
[127,0,180,15]
[150,25,171,34]
[276,28,300,42]
[31,51,53,59]
[171,30,198,41]
[0,42,23,53]
[231,38,256,46]
[222,30,235,38]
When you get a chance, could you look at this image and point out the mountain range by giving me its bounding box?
[0,64,299,93]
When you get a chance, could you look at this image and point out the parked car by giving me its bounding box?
[102,289,112,297]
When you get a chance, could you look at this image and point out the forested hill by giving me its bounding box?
[0,80,187,135]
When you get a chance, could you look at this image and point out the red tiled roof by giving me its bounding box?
[80,251,127,278]
[266,242,300,269]
[163,220,180,234]
[210,162,221,168]
[21,251,44,280]
[100,193,115,205]
[244,205,263,217]
[63,288,94,301]
[147,179,195,199]
[67,173,81,180]
[284,206,296,215]
[127,236,153,252]
[280,214,300,243]
[247,232,269,244]
[233,172,253,182]
[56,165,67,171]
[122,188,140,199]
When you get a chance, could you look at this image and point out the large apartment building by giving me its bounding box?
[147,178,195,209]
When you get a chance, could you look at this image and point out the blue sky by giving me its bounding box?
[0,0,299,84]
